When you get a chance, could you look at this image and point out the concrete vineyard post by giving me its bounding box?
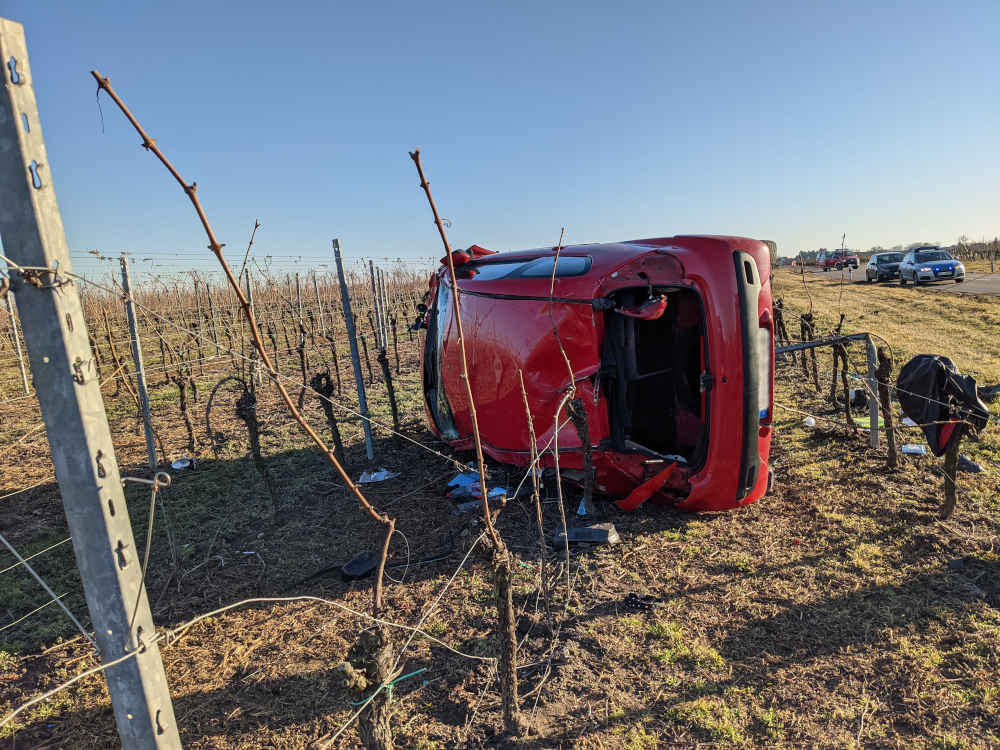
[334,239,374,461]
[866,335,879,449]
[0,18,182,749]
[120,256,158,473]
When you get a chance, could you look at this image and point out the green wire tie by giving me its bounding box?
[351,667,428,706]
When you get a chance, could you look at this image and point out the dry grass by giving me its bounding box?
[0,268,998,748]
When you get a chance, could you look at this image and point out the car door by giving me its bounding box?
[867,255,877,280]
[900,253,913,280]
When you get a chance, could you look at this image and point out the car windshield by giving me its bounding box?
[879,253,903,263]
[915,251,950,262]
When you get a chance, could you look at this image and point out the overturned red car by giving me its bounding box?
[420,235,774,512]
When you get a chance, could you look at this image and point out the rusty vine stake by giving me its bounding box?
[519,370,552,630]
[410,149,525,736]
[93,71,398,749]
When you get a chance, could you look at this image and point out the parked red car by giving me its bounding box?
[420,235,774,512]
[817,249,860,271]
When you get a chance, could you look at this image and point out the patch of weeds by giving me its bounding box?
[684,522,709,539]
[751,706,785,741]
[849,542,885,571]
[620,724,658,750]
[721,554,755,574]
[649,620,725,672]
[897,635,944,671]
[647,620,683,641]
[933,734,971,750]
[621,615,645,631]
[665,696,745,744]
[0,649,18,672]
[423,620,446,637]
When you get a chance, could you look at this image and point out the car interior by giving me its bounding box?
[601,287,708,468]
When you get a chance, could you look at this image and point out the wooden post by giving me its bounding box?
[876,346,897,468]
[941,430,962,519]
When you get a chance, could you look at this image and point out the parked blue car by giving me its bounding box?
[899,247,965,285]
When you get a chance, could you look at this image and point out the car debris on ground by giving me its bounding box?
[358,468,400,483]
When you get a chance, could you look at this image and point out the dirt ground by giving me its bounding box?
[1,268,999,748]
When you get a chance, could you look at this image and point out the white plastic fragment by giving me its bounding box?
[901,444,926,455]
[358,468,400,483]
[170,458,191,470]
[902,416,917,427]
[803,417,816,427]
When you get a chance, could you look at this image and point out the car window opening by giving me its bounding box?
[602,286,707,469]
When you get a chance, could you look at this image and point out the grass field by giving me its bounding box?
[1,267,998,748]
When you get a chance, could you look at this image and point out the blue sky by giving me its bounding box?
[4,0,999,276]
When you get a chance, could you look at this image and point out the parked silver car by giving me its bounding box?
[899,247,965,285]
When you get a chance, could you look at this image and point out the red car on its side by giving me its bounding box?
[817,249,860,271]
[420,235,774,512]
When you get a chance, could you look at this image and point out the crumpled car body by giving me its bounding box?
[421,235,774,512]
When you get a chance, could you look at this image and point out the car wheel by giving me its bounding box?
[956,278,964,284]
[835,263,843,271]
[823,267,828,272]
[900,275,908,286]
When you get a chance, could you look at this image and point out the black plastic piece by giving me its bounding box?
[733,251,763,500]
[341,550,380,581]
[554,523,621,546]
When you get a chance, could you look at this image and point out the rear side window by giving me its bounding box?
[460,261,531,280]
[462,255,591,280]
[518,256,591,277]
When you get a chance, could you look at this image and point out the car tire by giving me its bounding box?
[900,274,907,286]
[956,278,964,284]
[835,263,843,271]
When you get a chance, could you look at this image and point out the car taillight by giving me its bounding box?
[758,326,771,420]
